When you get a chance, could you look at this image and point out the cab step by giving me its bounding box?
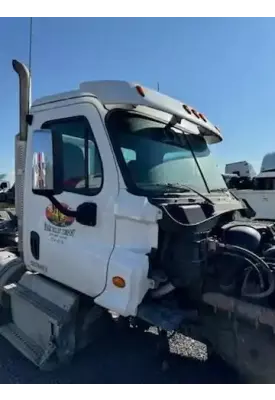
[0,271,79,370]
[0,322,47,366]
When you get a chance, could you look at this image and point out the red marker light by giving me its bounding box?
[136,85,145,97]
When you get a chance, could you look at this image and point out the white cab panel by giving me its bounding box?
[23,100,119,298]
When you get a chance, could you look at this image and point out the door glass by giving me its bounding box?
[42,116,103,195]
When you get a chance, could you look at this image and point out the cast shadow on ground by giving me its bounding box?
[0,325,240,384]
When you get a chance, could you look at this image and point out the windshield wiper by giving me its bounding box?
[209,188,229,193]
[143,183,214,206]
[165,183,214,205]
[140,183,186,196]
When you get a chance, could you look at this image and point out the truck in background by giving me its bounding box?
[225,153,275,220]
[225,160,256,179]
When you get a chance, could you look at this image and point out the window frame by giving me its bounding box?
[105,109,157,197]
[41,115,104,196]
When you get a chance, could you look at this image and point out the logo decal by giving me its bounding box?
[44,203,76,244]
[45,203,75,227]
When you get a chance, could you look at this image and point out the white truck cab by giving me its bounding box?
[4,60,272,382]
[24,78,232,319]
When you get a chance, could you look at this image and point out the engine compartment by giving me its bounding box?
[150,200,275,307]
[143,198,275,382]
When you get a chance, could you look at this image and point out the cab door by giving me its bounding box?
[23,101,118,298]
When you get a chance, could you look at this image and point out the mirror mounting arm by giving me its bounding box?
[47,195,97,227]
[47,195,77,218]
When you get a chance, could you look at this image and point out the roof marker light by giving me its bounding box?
[183,104,192,115]
[191,109,200,118]
[198,113,207,122]
[136,85,145,97]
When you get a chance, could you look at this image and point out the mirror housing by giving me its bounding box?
[0,182,8,190]
[31,129,64,196]
[31,129,97,226]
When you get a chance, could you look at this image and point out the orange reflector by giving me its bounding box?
[198,113,207,122]
[183,104,192,115]
[112,276,126,288]
[136,85,145,97]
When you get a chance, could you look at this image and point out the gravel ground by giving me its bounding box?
[0,324,240,384]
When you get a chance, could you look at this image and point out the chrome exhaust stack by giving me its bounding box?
[12,59,31,256]
[12,60,30,141]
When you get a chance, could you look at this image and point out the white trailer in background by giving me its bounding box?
[225,160,256,179]
[225,153,275,220]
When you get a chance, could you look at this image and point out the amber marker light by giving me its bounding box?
[112,276,126,288]
[198,113,207,122]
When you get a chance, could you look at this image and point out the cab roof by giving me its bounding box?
[32,80,222,143]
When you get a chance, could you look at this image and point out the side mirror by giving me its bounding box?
[31,129,97,227]
[0,182,8,190]
[31,129,64,196]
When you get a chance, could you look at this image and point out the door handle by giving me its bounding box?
[76,202,97,226]
[30,231,40,260]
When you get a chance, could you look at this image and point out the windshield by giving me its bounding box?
[106,110,227,194]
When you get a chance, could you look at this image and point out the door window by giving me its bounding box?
[42,116,103,195]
